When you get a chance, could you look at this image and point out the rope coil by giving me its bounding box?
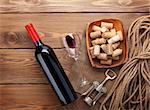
[99,15,150,110]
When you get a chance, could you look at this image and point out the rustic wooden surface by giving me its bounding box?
[0,0,149,12]
[0,0,149,110]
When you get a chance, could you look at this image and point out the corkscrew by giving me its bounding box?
[82,69,117,106]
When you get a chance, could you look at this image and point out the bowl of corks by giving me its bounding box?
[86,19,128,68]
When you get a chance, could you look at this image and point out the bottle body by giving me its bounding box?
[25,23,77,105]
[35,43,77,104]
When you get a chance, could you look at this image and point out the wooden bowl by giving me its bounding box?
[86,19,128,68]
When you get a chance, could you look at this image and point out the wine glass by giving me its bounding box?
[62,33,90,91]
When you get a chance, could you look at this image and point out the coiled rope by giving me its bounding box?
[99,15,150,110]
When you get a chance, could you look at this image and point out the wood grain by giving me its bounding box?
[0,13,148,48]
[0,49,109,110]
[0,85,61,110]
[0,49,74,84]
[0,1,149,109]
[0,0,149,13]
[0,84,91,110]
[0,47,110,110]
[0,48,120,95]
[0,32,65,49]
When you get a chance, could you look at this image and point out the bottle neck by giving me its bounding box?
[34,39,43,47]
[25,23,43,47]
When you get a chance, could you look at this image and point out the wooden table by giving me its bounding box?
[0,0,149,110]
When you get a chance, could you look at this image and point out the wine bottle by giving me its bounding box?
[25,23,77,105]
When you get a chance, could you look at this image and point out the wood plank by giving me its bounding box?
[0,32,66,49]
[0,84,92,110]
[0,49,75,84]
[0,48,104,110]
[0,0,149,13]
[0,49,105,110]
[0,13,148,48]
[0,47,118,91]
[0,48,119,94]
[0,85,61,110]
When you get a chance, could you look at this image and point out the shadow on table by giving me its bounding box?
[57,94,100,110]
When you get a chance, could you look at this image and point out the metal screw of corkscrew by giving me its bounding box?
[82,69,117,106]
